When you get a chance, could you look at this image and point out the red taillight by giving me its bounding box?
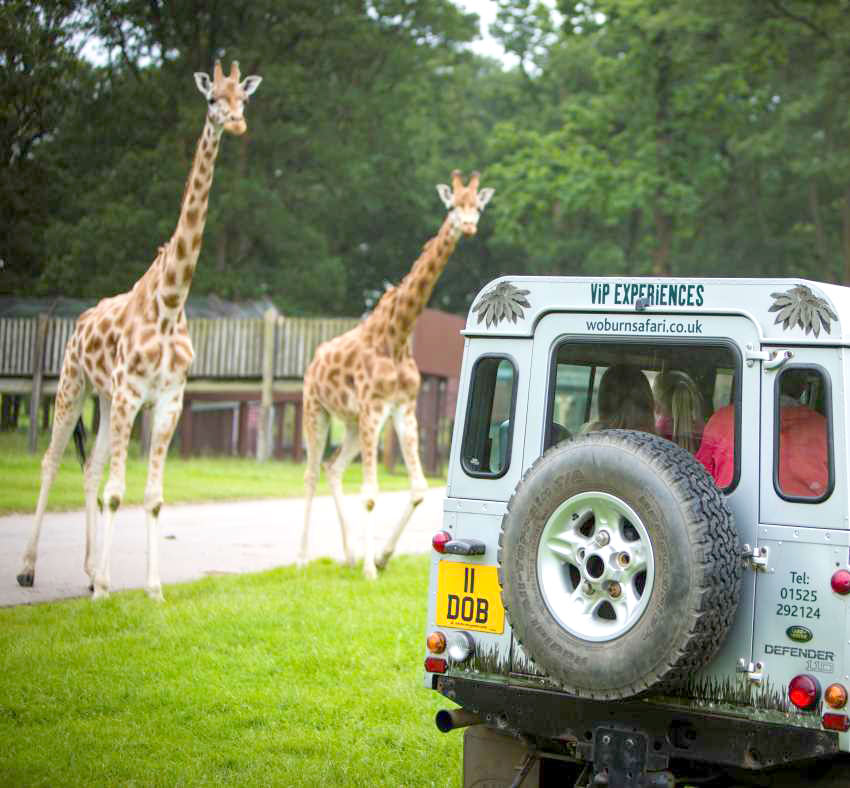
[432,531,452,553]
[425,657,447,674]
[822,713,850,731]
[789,674,821,710]
[831,569,850,595]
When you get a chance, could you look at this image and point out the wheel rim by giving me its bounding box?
[537,491,655,642]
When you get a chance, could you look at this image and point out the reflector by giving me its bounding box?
[424,657,447,674]
[822,713,850,732]
[831,569,850,595]
[432,531,452,553]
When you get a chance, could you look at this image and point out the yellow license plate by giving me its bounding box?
[436,562,505,634]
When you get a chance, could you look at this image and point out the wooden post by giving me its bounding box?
[28,314,48,453]
[256,307,276,461]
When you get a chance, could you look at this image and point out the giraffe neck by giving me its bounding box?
[376,214,459,351]
[156,117,223,314]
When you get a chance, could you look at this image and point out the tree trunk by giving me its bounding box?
[808,180,829,278]
[841,190,850,285]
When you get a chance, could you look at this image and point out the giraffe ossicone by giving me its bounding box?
[300,170,494,579]
[17,62,262,601]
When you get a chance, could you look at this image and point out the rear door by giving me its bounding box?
[524,312,762,687]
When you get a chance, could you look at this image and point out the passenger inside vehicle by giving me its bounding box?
[696,368,829,496]
[653,370,705,453]
[581,364,656,434]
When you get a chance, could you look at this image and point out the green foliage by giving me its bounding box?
[0,556,462,786]
[5,1,850,313]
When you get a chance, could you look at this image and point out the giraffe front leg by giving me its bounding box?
[93,390,140,600]
[19,369,87,588]
[359,405,389,581]
[377,402,428,571]
[142,393,182,602]
[324,421,360,568]
[83,396,111,588]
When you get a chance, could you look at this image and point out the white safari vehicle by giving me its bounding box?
[424,277,850,787]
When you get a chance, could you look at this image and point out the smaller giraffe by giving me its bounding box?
[17,61,262,600]
[300,171,494,579]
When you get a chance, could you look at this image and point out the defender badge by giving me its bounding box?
[769,285,838,337]
[786,625,813,643]
[473,282,531,328]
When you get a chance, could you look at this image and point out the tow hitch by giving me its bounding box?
[591,728,673,787]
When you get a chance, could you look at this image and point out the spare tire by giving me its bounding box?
[498,429,741,700]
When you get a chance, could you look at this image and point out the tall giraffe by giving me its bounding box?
[17,61,262,600]
[300,170,494,579]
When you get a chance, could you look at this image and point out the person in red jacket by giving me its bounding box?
[696,369,828,496]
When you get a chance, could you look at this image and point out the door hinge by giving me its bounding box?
[736,659,766,685]
[745,346,793,369]
[741,544,769,571]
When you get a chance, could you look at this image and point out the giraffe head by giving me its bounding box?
[436,170,495,237]
[194,60,262,136]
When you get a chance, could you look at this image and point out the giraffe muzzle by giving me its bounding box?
[225,119,247,135]
[461,223,478,236]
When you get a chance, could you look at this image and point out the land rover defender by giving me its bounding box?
[424,277,850,786]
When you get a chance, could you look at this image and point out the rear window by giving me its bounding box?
[461,356,517,478]
[774,366,832,502]
[546,340,741,492]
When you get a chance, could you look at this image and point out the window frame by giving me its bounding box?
[772,363,834,504]
[460,353,519,480]
[543,336,743,493]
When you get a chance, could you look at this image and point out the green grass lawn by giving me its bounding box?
[0,555,462,786]
[0,430,443,516]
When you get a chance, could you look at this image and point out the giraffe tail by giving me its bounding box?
[73,418,87,469]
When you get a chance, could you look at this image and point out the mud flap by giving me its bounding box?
[463,726,540,788]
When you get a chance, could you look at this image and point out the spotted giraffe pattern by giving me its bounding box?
[18,61,262,601]
[300,171,495,579]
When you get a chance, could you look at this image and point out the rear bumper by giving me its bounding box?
[435,675,839,771]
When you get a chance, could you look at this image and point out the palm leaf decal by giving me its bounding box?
[768,285,838,337]
[473,282,531,327]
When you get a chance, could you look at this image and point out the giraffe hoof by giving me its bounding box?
[375,552,391,572]
[92,584,110,601]
[363,563,378,581]
[16,572,34,588]
[146,587,165,603]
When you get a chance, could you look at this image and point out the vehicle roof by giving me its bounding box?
[464,276,850,344]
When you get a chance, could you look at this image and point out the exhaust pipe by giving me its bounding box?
[435,708,482,733]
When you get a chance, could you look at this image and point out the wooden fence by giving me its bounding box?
[0,312,455,473]
[0,314,360,380]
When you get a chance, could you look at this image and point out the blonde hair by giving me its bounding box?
[653,370,704,453]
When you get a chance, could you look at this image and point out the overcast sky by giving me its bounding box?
[454,0,520,68]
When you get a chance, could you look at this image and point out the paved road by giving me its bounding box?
[0,487,445,606]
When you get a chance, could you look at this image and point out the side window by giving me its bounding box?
[461,356,517,478]
[774,366,832,501]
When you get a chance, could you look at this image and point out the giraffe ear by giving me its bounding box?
[194,73,213,99]
[436,184,454,209]
[477,187,495,210]
[241,75,262,96]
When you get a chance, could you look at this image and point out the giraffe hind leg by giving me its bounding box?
[300,398,329,568]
